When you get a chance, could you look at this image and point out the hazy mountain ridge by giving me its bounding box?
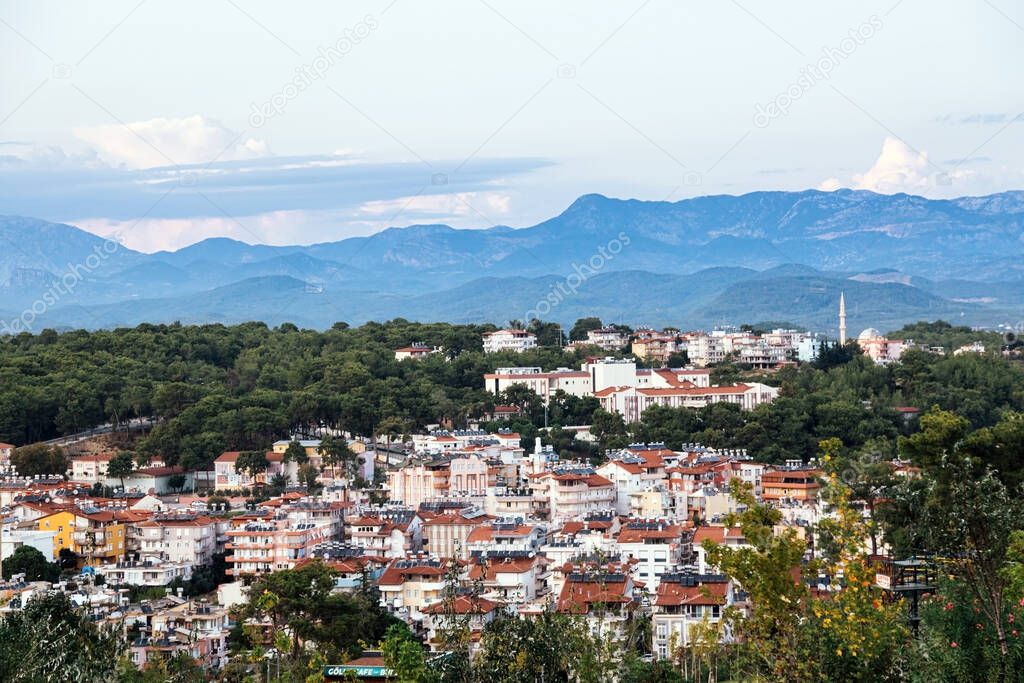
[1,188,1022,331]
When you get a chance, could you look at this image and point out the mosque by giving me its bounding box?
[839,292,906,364]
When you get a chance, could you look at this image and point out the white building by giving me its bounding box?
[595,383,779,422]
[95,557,193,586]
[0,521,56,565]
[483,367,592,399]
[482,329,537,353]
[585,328,630,351]
[529,467,616,522]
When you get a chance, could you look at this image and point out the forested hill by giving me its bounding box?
[2,320,1022,473]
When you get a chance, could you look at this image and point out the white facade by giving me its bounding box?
[482,329,537,353]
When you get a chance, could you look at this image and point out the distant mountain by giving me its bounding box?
[1,188,1023,331]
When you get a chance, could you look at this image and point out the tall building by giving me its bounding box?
[839,292,847,344]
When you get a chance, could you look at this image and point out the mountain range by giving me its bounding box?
[2,188,1023,334]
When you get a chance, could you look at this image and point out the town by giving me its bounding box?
[1,311,1019,682]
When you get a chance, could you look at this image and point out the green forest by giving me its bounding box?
[1,319,1022,472]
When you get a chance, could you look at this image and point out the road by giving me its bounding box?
[41,417,159,447]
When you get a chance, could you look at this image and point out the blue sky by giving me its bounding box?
[1,0,1022,251]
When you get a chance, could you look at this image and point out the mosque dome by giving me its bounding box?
[858,327,882,340]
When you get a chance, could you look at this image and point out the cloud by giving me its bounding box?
[73,115,269,169]
[936,113,1024,125]
[849,137,934,193]
[359,191,512,222]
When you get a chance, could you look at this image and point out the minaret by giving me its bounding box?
[839,292,847,345]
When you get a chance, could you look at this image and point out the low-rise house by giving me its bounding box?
[692,526,747,574]
[214,450,290,491]
[395,344,441,360]
[0,442,13,467]
[69,453,115,485]
[652,573,732,659]
[761,468,821,505]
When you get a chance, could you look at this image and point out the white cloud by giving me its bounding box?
[818,137,986,196]
[74,209,380,253]
[359,191,511,222]
[73,115,269,169]
[851,137,933,193]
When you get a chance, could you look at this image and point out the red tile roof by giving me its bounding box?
[654,581,728,607]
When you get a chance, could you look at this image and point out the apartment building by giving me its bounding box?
[652,573,732,659]
[482,329,537,353]
[224,514,337,576]
[483,366,592,398]
[529,467,616,522]
[135,512,223,566]
[614,520,691,591]
[378,557,461,627]
[595,382,779,422]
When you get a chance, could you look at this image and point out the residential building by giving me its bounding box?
[614,520,691,591]
[652,573,732,659]
[135,512,222,566]
[214,451,289,491]
[421,507,492,559]
[761,468,821,504]
[0,442,14,467]
[422,595,503,648]
[395,343,441,360]
[529,467,616,522]
[224,513,337,576]
[595,382,779,422]
[585,327,630,351]
[378,557,460,627]
[482,329,537,353]
[483,366,592,399]
[345,509,422,558]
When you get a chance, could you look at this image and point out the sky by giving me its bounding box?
[1,0,1022,252]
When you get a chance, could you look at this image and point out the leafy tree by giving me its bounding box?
[298,463,320,491]
[569,317,603,342]
[1,545,60,582]
[380,623,437,683]
[106,450,135,491]
[234,450,269,483]
[237,561,400,662]
[0,592,122,681]
[590,408,628,450]
[282,439,308,466]
[167,473,187,492]
[11,444,68,477]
